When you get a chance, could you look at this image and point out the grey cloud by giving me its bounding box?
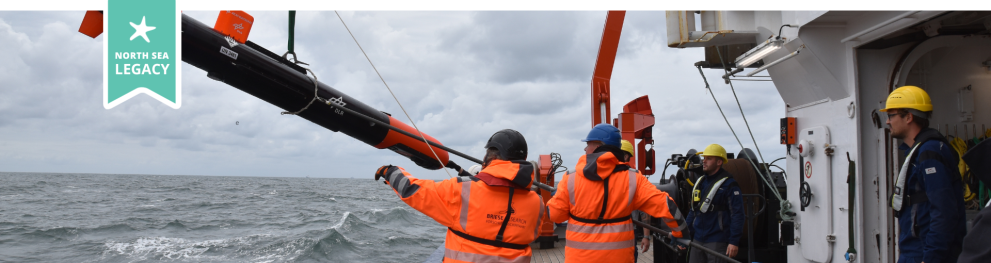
[1,11,786,181]
[451,11,603,84]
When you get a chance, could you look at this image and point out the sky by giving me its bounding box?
[0,11,786,181]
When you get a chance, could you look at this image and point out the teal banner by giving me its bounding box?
[105,0,180,109]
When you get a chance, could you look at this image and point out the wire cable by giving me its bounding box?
[696,63,794,220]
[769,157,786,167]
[280,67,319,115]
[716,47,766,164]
[335,11,452,178]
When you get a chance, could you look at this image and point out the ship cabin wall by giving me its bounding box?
[855,12,991,263]
[763,13,864,263]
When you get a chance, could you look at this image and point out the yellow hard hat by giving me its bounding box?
[880,85,932,112]
[698,144,728,163]
[620,140,635,157]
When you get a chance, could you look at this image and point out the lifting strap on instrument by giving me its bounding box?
[288,11,295,53]
[282,10,307,66]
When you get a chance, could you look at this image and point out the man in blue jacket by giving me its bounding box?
[883,86,966,263]
[685,144,743,263]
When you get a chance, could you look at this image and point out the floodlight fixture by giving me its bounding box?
[735,37,784,69]
[746,48,801,77]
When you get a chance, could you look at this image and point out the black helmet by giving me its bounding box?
[485,129,528,160]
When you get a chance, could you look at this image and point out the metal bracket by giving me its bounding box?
[824,143,836,156]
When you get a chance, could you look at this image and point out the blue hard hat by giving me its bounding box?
[582,124,621,147]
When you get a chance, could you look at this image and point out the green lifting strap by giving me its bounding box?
[288,11,296,53]
[846,153,857,256]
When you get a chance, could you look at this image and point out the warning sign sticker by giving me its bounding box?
[804,161,813,179]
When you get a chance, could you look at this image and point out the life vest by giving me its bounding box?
[891,143,922,211]
[543,147,686,263]
[560,150,645,263]
[691,174,730,213]
[382,160,543,263]
[442,160,544,263]
[890,130,957,212]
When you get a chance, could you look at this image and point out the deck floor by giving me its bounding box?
[529,241,655,263]
[530,225,654,263]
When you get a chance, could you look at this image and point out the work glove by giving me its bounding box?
[667,233,690,251]
[445,161,463,172]
[375,165,398,183]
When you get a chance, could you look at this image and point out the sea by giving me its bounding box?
[0,172,447,263]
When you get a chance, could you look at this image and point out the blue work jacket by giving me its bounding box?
[895,128,966,263]
[685,168,744,246]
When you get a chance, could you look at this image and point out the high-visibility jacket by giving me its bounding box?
[381,159,544,263]
[547,150,687,263]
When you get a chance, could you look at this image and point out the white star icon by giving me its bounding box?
[129,16,156,43]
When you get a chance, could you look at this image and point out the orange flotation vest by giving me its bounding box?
[546,150,687,263]
[383,159,544,263]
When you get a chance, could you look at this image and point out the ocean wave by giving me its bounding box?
[20,223,139,241]
[291,229,361,263]
[369,206,424,226]
[89,223,137,234]
[329,212,375,234]
[0,175,449,262]
[23,226,79,241]
[102,236,222,261]
[100,234,276,262]
[163,220,188,231]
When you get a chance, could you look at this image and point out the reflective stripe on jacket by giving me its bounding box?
[546,150,686,263]
[383,160,543,263]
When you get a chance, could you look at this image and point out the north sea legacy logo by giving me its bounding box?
[104,0,180,109]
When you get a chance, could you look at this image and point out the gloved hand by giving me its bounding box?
[445,161,463,172]
[375,165,398,183]
[667,233,689,251]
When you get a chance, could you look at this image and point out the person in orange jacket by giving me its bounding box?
[547,124,688,263]
[375,129,544,263]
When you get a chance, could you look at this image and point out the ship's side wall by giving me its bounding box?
[766,15,862,263]
[856,42,917,263]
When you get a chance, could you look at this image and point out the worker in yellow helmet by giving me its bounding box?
[882,85,965,263]
[685,144,744,263]
[620,140,653,261]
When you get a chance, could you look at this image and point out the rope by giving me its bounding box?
[716,47,766,164]
[695,64,793,221]
[277,12,316,115]
[335,11,452,178]
[281,68,319,115]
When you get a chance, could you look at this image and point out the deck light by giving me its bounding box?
[734,37,784,68]
[746,47,801,77]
